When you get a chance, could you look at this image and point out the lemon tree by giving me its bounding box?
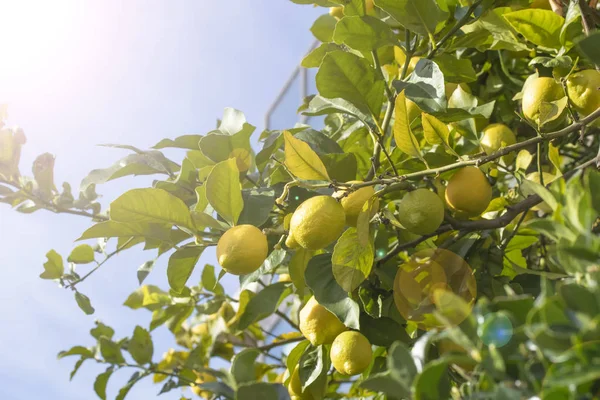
[2,1,600,399]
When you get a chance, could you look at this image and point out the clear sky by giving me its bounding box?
[0,1,321,398]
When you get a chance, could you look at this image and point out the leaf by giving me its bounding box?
[374,0,447,36]
[305,254,360,329]
[538,97,568,129]
[67,244,95,264]
[240,249,287,290]
[394,91,423,160]
[167,247,204,293]
[316,51,385,118]
[236,383,289,400]
[283,131,330,181]
[238,188,276,227]
[421,113,450,146]
[388,341,418,394]
[394,59,447,113]
[238,282,290,330]
[311,13,337,42]
[433,54,477,83]
[116,372,145,400]
[360,314,410,347]
[129,326,153,365]
[69,357,86,381]
[332,227,374,292]
[503,9,564,49]
[521,179,558,212]
[40,249,64,280]
[99,337,125,364]
[577,31,600,66]
[299,345,327,390]
[137,260,155,285]
[300,95,371,124]
[94,368,113,400]
[289,248,313,297]
[516,150,533,171]
[321,153,358,182]
[91,322,115,340]
[110,188,195,231]
[153,135,202,150]
[58,346,94,359]
[333,16,394,51]
[78,221,171,242]
[295,128,343,155]
[302,43,344,68]
[75,292,95,315]
[286,340,311,374]
[231,348,260,384]
[413,359,451,400]
[205,158,244,225]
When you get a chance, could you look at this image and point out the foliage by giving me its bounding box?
[2,0,600,399]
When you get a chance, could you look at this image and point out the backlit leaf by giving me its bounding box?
[205,158,244,225]
[503,9,564,49]
[332,227,374,292]
[283,131,330,181]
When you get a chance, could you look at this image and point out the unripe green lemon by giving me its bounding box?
[480,124,517,165]
[445,167,492,217]
[299,296,347,346]
[566,69,600,116]
[217,225,268,275]
[290,196,346,250]
[288,367,314,400]
[333,181,379,226]
[522,77,565,129]
[397,189,445,235]
[330,331,373,376]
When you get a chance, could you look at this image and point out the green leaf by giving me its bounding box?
[394,91,423,160]
[560,0,582,50]
[205,158,244,225]
[110,188,195,231]
[167,247,204,293]
[75,292,95,315]
[40,249,64,280]
[503,9,564,49]
[238,188,276,227]
[311,13,337,42]
[299,345,327,390]
[284,131,330,181]
[231,348,260,384]
[123,285,171,311]
[93,368,113,400]
[305,254,360,329]
[78,221,171,242]
[58,346,94,359]
[316,51,384,118]
[240,249,287,290]
[153,135,202,150]
[332,227,374,292]
[67,244,95,264]
[99,337,125,364]
[289,248,313,296]
[321,153,358,182]
[128,326,153,365]
[413,359,451,400]
[516,150,533,171]
[137,260,155,285]
[422,113,451,147]
[333,16,394,51]
[295,128,343,155]
[69,357,86,381]
[360,314,410,347]
[577,31,600,66]
[91,322,115,340]
[521,179,558,212]
[433,54,477,83]
[116,372,145,400]
[235,382,288,400]
[238,282,290,330]
[286,340,311,374]
[374,0,447,36]
[538,97,568,129]
[201,264,217,292]
[302,43,344,68]
[394,59,447,113]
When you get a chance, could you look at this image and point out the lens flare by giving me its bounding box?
[479,312,513,348]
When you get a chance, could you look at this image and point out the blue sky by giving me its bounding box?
[0,1,321,398]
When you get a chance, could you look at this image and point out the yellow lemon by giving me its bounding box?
[290,196,346,250]
[445,167,492,217]
[299,296,347,346]
[283,213,293,231]
[566,69,600,116]
[329,6,343,19]
[330,331,373,376]
[522,77,565,129]
[191,372,216,399]
[480,124,517,165]
[288,367,315,400]
[397,189,445,235]
[217,225,268,275]
[333,181,379,226]
[285,232,300,250]
[278,273,292,283]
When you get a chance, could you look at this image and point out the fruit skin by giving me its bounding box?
[290,196,346,250]
[216,225,268,275]
[445,167,492,217]
[566,70,600,116]
[330,331,373,376]
[299,296,347,346]
[397,189,445,235]
[285,232,300,249]
[522,77,565,129]
[329,6,343,19]
[288,367,315,400]
[333,181,379,226]
[480,124,517,165]
[191,372,216,398]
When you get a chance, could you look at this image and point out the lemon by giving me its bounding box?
[191,372,216,398]
[394,47,420,76]
[278,273,291,283]
[290,196,346,250]
[566,69,600,116]
[283,213,293,231]
[285,232,300,249]
[522,77,565,129]
[330,331,373,375]
[397,189,445,235]
[288,367,314,400]
[333,181,379,226]
[299,296,347,346]
[445,167,492,217]
[329,6,343,19]
[217,225,268,275]
[480,124,517,165]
